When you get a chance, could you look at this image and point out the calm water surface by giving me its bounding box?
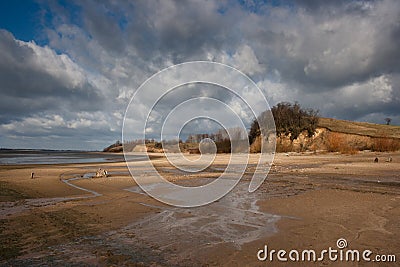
[0,149,143,165]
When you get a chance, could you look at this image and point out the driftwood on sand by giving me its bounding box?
[95,168,109,178]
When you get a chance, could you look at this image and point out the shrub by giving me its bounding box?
[216,138,231,153]
[154,142,163,149]
[248,119,260,145]
[249,135,262,153]
[276,140,293,153]
[326,132,358,154]
[371,137,400,152]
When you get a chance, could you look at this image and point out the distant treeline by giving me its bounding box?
[105,102,320,153]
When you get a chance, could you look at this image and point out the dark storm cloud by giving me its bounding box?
[70,0,240,63]
[52,0,400,91]
[289,0,355,11]
[80,1,126,54]
[0,30,105,123]
[241,0,400,91]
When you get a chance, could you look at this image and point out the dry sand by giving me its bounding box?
[0,152,399,266]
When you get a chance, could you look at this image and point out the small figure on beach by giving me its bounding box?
[385,157,392,162]
[374,157,379,163]
[31,172,34,179]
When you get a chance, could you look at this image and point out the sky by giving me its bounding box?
[0,0,399,150]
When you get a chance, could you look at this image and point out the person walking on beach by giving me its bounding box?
[31,172,34,179]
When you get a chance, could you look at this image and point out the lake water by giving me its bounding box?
[0,149,142,165]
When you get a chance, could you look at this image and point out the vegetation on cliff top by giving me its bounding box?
[249,102,319,143]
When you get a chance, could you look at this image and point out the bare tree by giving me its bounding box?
[227,127,247,141]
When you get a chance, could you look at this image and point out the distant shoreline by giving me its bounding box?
[0,150,126,165]
[0,148,101,152]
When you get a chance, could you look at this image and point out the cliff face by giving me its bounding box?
[275,128,327,152]
[272,118,400,153]
[275,127,400,153]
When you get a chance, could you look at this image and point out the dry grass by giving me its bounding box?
[371,137,400,152]
[250,136,262,153]
[275,140,294,153]
[325,132,358,154]
[318,117,400,139]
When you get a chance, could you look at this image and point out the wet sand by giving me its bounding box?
[0,152,399,266]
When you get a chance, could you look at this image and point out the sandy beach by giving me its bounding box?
[1,152,399,266]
